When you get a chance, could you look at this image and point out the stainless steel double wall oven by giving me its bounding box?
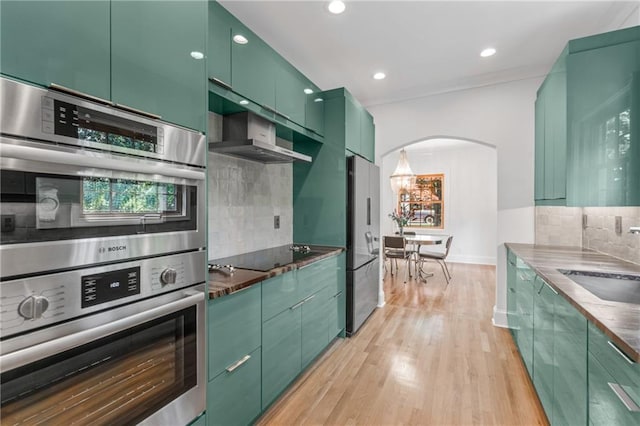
[0,77,207,425]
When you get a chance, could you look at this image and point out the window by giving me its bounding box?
[398,173,444,228]
[82,178,179,215]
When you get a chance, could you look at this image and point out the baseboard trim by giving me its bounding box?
[492,305,508,328]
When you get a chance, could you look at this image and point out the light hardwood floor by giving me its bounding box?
[257,261,548,426]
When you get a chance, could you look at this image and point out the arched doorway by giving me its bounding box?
[378,136,498,306]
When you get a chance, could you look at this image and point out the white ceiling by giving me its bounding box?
[219,0,638,107]
[403,137,481,153]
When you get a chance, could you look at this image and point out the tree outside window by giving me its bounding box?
[397,173,444,229]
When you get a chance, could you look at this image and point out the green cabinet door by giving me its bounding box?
[305,83,324,136]
[301,287,330,368]
[262,306,302,410]
[533,277,556,423]
[544,65,567,201]
[208,0,233,87]
[231,21,276,109]
[111,0,206,132]
[506,250,518,335]
[328,289,346,340]
[588,351,640,425]
[297,255,336,299]
[516,260,535,377]
[345,96,361,154]
[207,283,261,380]
[0,0,110,100]
[567,36,640,206]
[275,59,307,126]
[208,347,262,426]
[534,92,546,201]
[360,109,375,162]
[262,272,299,322]
[553,294,587,426]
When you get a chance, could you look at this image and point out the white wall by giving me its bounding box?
[382,143,497,265]
[369,77,540,327]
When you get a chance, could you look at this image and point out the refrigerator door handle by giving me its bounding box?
[367,197,371,225]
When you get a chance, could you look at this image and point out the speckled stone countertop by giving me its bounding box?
[505,243,640,362]
[208,246,344,300]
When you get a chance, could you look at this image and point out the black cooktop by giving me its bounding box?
[209,245,320,272]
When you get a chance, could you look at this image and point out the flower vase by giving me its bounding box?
[399,226,404,236]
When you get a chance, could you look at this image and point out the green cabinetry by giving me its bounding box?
[275,59,307,127]
[533,277,556,423]
[305,82,324,136]
[207,0,233,88]
[301,287,330,368]
[535,50,567,205]
[0,0,110,100]
[567,27,640,206]
[588,323,640,424]
[207,284,262,426]
[328,253,347,339]
[506,249,518,335]
[111,0,206,132]
[536,26,640,207]
[515,260,535,377]
[343,93,375,162]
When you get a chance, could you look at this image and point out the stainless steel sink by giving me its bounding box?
[559,269,640,304]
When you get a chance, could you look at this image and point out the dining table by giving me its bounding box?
[403,234,446,280]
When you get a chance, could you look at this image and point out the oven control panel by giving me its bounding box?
[0,251,205,339]
[81,267,141,308]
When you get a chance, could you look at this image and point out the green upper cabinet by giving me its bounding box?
[275,59,307,126]
[535,49,567,205]
[360,108,375,162]
[345,96,362,154]
[305,82,324,136]
[231,21,276,109]
[0,0,110,100]
[111,1,206,132]
[567,28,640,206]
[207,0,233,87]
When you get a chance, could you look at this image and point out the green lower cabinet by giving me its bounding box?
[533,277,556,423]
[262,272,299,322]
[515,262,535,377]
[208,284,261,380]
[588,351,640,425]
[262,306,302,410]
[207,347,262,426]
[301,287,330,368]
[111,0,206,131]
[553,294,587,426]
[506,250,518,335]
[0,0,110,100]
[328,289,346,340]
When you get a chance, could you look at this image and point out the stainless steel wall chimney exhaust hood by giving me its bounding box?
[209,111,311,163]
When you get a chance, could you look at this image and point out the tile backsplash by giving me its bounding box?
[207,112,292,259]
[535,206,640,265]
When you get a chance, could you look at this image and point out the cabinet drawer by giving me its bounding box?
[328,287,345,340]
[301,287,330,368]
[208,283,261,380]
[207,347,261,426]
[589,351,640,425]
[262,272,298,322]
[588,323,640,408]
[297,255,338,299]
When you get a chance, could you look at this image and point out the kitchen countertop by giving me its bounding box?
[208,245,345,299]
[505,243,640,362]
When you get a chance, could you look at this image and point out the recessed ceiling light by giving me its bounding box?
[480,47,496,57]
[304,88,314,94]
[233,34,248,45]
[328,1,346,14]
[373,72,386,80]
[314,98,323,103]
[239,99,249,105]
[190,51,204,60]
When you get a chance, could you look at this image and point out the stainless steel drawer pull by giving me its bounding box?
[113,103,161,120]
[608,382,640,412]
[543,281,558,295]
[226,354,251,372]
[333,291,343,298]
[208,77,232,91]
[508,260,516,267]
[608,341,635,365]
[303,294,316,303]
[49,83,112,106]
[290,300,305,310]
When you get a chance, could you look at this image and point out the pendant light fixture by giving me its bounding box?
[390,149,416,193]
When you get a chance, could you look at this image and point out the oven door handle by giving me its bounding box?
[1,141,205,181]
[0,290,204,373]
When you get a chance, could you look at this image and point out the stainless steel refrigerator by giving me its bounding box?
[346,155,380,335]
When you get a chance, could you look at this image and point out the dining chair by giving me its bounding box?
[383,236,412,283]
[417,235,453,284]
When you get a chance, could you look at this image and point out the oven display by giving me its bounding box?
[81,267,140,308]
